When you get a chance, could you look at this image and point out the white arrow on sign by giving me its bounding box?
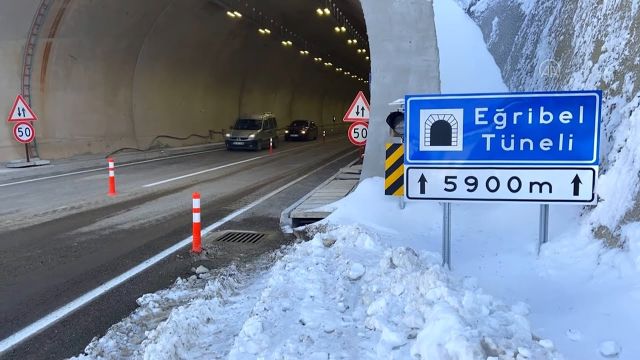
[405,166,597,204]
[7,94,38,122]
[343,91,370,122]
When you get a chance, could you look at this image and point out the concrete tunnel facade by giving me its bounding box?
[0,0,441,180]
[0,0,367,161]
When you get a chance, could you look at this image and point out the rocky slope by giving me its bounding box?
[461,0,640,246]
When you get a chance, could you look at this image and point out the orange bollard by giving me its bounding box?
[192,192,202,253]
[108,157,117,196]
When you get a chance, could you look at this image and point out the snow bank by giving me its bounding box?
[227,224,560,359]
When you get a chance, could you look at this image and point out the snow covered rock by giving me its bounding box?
[566,329,582,342]
[599,341,621,358]
[194,265,209,274]
[322,236,337,248]
[347,262,366,281]
[389,247,420,271]
[539,339,554,350]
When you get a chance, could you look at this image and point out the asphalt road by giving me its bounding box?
[0,137,358,359]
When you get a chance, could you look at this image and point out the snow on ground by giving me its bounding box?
[72,0,639,359]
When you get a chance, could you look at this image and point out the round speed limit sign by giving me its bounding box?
[347,121,368,146]
[13,122,35,144]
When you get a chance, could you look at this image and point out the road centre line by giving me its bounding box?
[0,149,357,355]
[0,148,225,188]
[142,142,328,188]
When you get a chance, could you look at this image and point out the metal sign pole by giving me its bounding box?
[442,202,451,270]
[538,204,549,254]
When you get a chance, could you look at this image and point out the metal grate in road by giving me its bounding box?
[215,231,265,244]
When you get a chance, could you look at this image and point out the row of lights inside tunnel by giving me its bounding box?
[220,0,369,84]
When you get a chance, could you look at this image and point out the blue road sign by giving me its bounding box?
[404,91,601,166]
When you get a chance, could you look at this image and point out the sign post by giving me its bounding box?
[7,94,39,163]
[403,91,602,268]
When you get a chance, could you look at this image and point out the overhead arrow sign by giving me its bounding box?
[418,174,428,194]
[572,174,582,196]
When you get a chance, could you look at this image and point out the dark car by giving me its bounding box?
[284,120,318,141]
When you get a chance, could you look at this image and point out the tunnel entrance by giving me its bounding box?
[1,0,370,161]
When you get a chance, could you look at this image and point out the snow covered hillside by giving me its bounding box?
[461,0,640,247]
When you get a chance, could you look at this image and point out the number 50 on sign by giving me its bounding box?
[348,121,368,146]
[13,122,35,143]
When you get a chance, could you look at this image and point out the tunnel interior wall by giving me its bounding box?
[0,0,42,160]
[0,0,358,161]
[465,0,640,243]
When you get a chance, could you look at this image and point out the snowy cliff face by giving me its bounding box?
[463,0,640,246]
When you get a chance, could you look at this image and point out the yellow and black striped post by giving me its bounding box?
[385,143,404,196]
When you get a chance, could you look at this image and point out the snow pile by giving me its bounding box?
[228,225,560,359]
[73,218,562,359]
[435,0,507,93]
[464,0,640,242]
[71,260,277,360]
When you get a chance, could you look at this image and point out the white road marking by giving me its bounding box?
[0,147,225,188]
[0,149,357,355]
[142,155,268,188]
[142,143,325,188]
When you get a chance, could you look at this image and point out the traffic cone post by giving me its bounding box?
[108,158,117,196]
[192,192,202,253]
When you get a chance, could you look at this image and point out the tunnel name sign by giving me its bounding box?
[403,91,602,204]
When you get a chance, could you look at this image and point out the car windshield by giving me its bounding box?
[291,120,309,127]
[234,119,262,130]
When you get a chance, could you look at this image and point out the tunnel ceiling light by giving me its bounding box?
[347,39,357,45]
[324,7,331,15]
[365,56,370,60]
[299,50,310,55]
[324,62,333,67]
[281,40,293,47]
[351,75,357,78]
[226,11,236,18]
[313,57,323,62]
[336,67,343,72]
[316,8,324,16]
[233,11,242,18]
[344,71,351,75]
[334,26,341,33]
[340,26,347,32]
[258,28,271,35]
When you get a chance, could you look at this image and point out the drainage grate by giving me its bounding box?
[215,231,265,244]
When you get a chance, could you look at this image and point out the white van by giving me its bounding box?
[225,112,279,151]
